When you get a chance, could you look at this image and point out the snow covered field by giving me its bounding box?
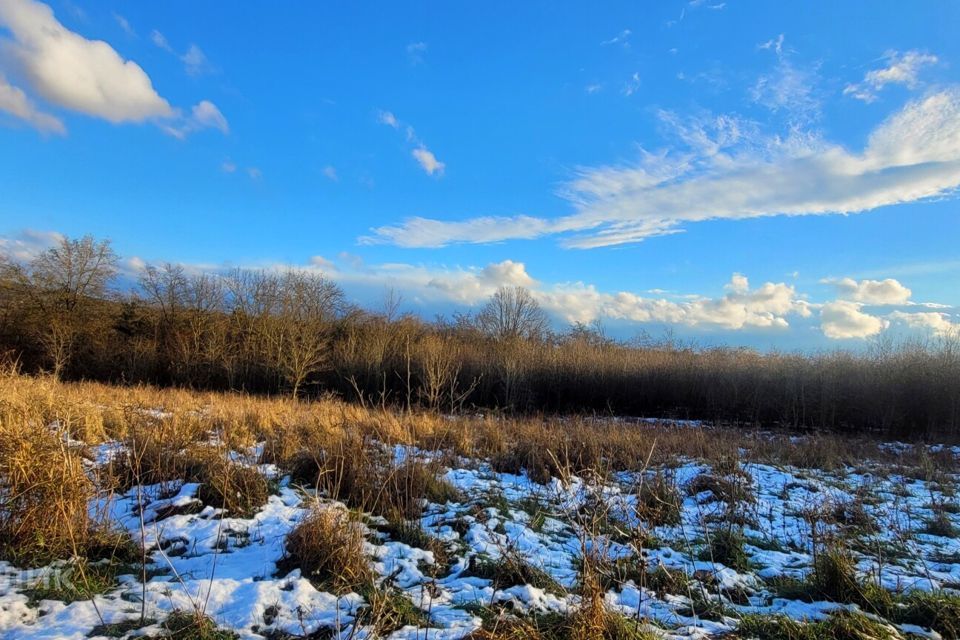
[2,429,960,640]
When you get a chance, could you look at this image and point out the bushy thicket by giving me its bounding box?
[2,235,959,437]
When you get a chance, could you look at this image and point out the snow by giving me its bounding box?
[2,434,960,639]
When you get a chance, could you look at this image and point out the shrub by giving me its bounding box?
[187,451,270,518]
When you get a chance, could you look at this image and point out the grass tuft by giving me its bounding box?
[280,504,373,595]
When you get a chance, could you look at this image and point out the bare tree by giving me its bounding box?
[476,286,549,341]
[267,270,345,398]
[30,235,118,312]
[18,235,118,377]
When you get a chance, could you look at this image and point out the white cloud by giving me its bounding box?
[406,41,427,65]
[377,110,399,128]
[845,50,938,102]
[181,44,211,76]
[368,88,960,249]
[150,29,173,53]
[822,277,912,305]
[247,167,262,180]
[538,273,810,329]
[309,255,335,270]
[889,310,958,337]
[0,72,64,134]
[378,110,446,177]
[412,147,445,176]
[758,34,784,56]
[7,228,957,342]
[750,39,820,123]
[0,228,63,262]
[820,301,887,339]
[162,100,229,138]
[361,215,550,248]
[622,72,641,96]
[322,165,339,181]
[113,13,134,37]
[0,0,173,123]
[152,30,213,76]
[317,261,808,331]
[601,30,631,48]
[221,160,237,173]
[190,100,228,133]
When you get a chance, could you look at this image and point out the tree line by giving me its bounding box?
[1,234,958,437]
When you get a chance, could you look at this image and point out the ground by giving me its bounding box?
[2,415,960,640]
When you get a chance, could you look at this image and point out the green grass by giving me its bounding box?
[735,611,899,640]
[88,618,156,638]
[23,559,132,605]
[699,527,751,572]
[465,552,565,595]
[358,585,431,634]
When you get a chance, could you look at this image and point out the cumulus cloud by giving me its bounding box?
[539,273,811,329]
[368,88,960,249]
[7,228,956,343]
[0,228,63,262]
[820,301,887,339]
[889,310,959,337]
[845,50,938,102]
[822,277,912,305]
[0,0,173,123]
[316,260,810,331]
[0,72,64,134]
[322,165,339,181]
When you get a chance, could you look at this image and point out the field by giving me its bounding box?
[2,370,960,639]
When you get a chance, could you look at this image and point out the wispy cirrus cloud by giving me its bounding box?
[377,110,446,177]
[366,88,960,249]
[151,29,214,76]
[406,41,427,65]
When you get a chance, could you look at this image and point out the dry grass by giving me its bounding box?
[280,504,373,595]
[0,372,98,565]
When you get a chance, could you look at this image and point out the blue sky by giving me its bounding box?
[1,0,958,349]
